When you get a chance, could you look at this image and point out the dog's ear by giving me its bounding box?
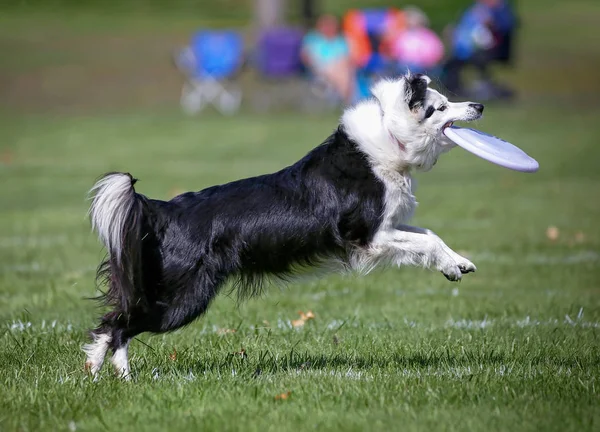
[371,78,404,114]
[405,74,431,111]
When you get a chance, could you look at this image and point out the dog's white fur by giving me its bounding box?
[88,174,134,263]
[343,75,481,280]
[83,332,132,379]
[110,341,131,380]
[83,333,111,378]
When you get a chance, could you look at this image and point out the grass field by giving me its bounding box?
[1,1,600,431]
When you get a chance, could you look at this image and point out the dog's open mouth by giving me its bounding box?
[443,121,454,129]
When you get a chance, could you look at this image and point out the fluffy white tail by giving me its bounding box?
[88,172,144,312]
[88,173,138,261]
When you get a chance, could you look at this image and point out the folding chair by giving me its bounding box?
[174,30,244,115]
[253,27,346,111]
[255,27,304,78]
[251,27,309,111]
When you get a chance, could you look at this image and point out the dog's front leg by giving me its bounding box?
[377,225,476,281]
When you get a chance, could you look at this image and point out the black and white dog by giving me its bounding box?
[84,74,484,379]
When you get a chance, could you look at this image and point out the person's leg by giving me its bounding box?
[317,59,356,104]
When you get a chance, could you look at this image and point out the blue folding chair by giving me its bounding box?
[174,30,244,115]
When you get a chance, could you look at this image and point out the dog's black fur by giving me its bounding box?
[91,126,386,354]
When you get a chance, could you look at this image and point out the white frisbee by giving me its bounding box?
[444,126,539,173]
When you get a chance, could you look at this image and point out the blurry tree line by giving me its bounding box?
[2,0,474,33]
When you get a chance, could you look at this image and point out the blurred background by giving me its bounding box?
[1,0,600,319]
[1,2,600,430]
[1,0,599,303]
[1,0,598,116]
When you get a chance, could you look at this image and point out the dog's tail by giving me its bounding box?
[88,172,146,313]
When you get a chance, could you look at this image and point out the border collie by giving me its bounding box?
[83,73,484,379]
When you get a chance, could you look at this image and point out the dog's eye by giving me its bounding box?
[438,106,447,112]
[424,106,435,119]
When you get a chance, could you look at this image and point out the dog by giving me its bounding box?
[83,73,484,379]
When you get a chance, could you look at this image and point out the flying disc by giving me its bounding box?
[444,126,539,173]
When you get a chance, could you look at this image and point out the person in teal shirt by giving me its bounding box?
[301,15,356,104]
[303,29,349,67]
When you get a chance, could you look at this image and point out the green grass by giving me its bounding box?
[1,1,600,431]
[2,110,599,432]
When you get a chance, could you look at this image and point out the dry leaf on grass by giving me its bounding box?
[546,226,560,241]
[169,348,177,361]
[299,310,315,320]
[292,310,316,328]
[274,391,291,400]
[232,348,247,358]
[291,319,305,328]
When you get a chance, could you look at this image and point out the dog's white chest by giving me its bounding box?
[376,168,417,229]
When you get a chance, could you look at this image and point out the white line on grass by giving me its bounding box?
[0,264,96,275]
[7,309,599,336]
[7,320,73,332]
[0,234,68,249]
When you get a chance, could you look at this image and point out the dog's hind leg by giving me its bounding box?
[105,311,151,380]
[157,270,227,333]
[108,325,133,380]
[85,269,228,380]
[84,311,141,380]
[84,312,118,379]
[83,331,111,379]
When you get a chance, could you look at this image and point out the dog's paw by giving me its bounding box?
[440,258,476,282]
[441,265,463,282]
[456,259,476,274]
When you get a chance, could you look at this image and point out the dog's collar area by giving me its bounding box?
[390,134,406,151]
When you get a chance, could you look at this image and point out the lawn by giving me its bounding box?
[1,1,599,431]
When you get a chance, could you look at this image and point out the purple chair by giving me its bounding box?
[252,27,340,111]
[255,27,304,78]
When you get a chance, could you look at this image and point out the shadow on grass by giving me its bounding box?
[152,348,591,379]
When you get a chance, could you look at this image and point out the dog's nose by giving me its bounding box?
[469,103,484,114]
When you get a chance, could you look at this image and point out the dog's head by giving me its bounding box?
[343,73,484,172]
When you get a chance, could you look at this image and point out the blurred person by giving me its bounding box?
[384,6,445,75]
[342,9,405,73]
[342,9,373,70]
[301,14,355,104]
[489,0,518,65]
[441,0,517,98]
[378,9,406,60]
[340,8,406,100]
